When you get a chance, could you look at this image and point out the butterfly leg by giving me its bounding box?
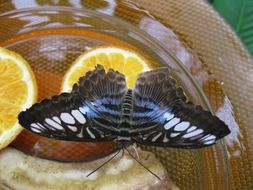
[132,143,140,160]
[121,148,125,157]
[124,147,161,180]
[86,148,122,177]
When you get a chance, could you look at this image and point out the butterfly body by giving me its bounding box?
[121,89,133,121]
[18,65,230,149]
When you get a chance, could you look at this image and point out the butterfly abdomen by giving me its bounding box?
[121,89,133,120]
[117,122,132,144]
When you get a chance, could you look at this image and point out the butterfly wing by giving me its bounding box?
[131,68,230,148]
[72,64,127,126]
[18,65,128,142]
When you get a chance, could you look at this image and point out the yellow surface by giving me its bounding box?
[61,46,151,92]
[0,47,37,149]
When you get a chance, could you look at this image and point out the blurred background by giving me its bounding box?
[210,0,253,55]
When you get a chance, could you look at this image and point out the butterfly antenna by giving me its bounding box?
[124,147,161,180]
[86,149,121,177]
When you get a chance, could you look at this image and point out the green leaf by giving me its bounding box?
[213,0,253,54]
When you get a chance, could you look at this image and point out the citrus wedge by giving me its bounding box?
[62,46,151,92]
[0,47,37,149]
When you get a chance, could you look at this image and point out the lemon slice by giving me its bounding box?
[62,46,151,92]
[0,47,37,149]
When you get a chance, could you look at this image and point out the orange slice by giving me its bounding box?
[0,47,37,149]
[62,46,151,92]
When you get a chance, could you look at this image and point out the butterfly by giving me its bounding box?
[18,65,230,149]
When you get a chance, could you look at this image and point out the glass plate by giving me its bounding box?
[0,6,229,190]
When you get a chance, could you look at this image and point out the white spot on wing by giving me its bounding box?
[200,134,211,141]
[163,112,174,121]
[205,135,216,141]
[67,125,78,132]
[86,127,95,139]
[151,132,162,142]
[71,110,86,124]
[174,121,190,131]
[183,129,204,138]
[79,106,89,114]
[37,122,48,130]
[163,134,169,143]
[202,135,216,141]
[31,123,46,132]
[164,118,180,130]
[45,118,64,130]
[170,133,180,137]
[60,113,75,124]
[77,130,83,138]
[30,123,42,133]
[31,127,41,133]
[187,126,197,133]
[52,116,61,124]
[31,123,40,129]
[204,139,215,145]
[142,131,156,140]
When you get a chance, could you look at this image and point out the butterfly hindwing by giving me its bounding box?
[132,67,185,126]
[18,65,128,141]
[132,68,230,148]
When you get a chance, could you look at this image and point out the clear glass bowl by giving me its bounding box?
[0,6,230,190]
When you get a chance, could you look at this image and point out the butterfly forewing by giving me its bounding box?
[132,68,230,148]
[18,93,114,141]
[18,65,128,142]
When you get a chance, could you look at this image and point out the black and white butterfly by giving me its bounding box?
[18,65,230,149]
